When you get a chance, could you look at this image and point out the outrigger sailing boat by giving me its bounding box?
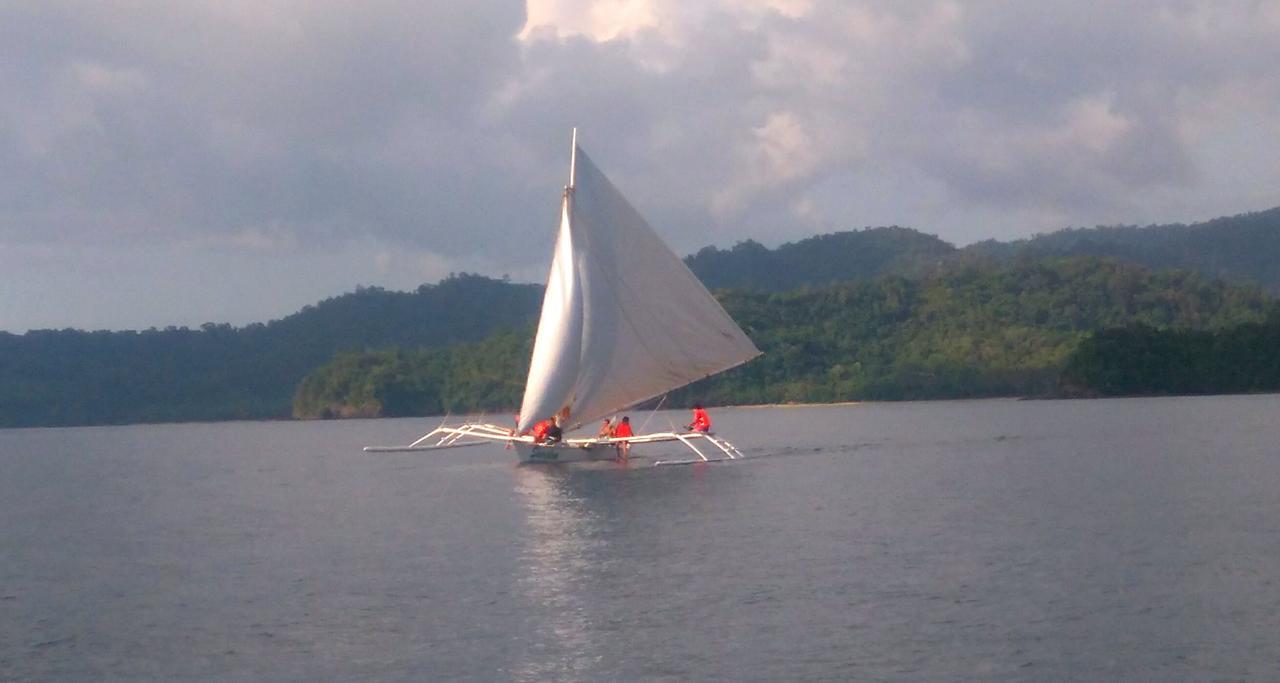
[364,130,761,464]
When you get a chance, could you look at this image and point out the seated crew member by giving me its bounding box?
[530,418,552,443]
[598,418,615,438]
[612,415,633,461]
[543,416,563,444]
[686,403,712,433]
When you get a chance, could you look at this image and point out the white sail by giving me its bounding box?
[517,135,760,434]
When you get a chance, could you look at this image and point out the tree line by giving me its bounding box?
[5,213,1280,429]
[685,207,1280,294]
[292,257,1276,419]
[1059,313,1280,397]
[0,274,540,427]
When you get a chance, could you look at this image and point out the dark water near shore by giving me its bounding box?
[3,395,1280,681]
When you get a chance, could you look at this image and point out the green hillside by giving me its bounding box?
[0,274,541,427]
[685,207,1280,293]
[963,207,1280,292]
[686,226,955,291]
[1059,314,1280,397]
[7,204,1280,428]
[292,329,532,420]
[294,257,1275,418]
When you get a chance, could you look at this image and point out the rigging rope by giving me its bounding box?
[638,393,668,434]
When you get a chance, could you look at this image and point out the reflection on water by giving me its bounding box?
[511,466,605,682]
[509,461,718,681]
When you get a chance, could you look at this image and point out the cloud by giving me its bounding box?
[1,1,530,249]
[3,1,1280,329]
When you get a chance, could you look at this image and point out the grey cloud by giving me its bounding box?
[3,1,1280,330]
[906,2,1278,221]
[1,1,530,251]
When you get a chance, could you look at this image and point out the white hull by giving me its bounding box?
[516,442,619,464]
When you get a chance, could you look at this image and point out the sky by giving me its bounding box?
[3,0,1279,332]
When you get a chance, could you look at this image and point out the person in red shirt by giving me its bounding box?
[530,418,552,443]
[686,404,712,433]
[612,415,633,461]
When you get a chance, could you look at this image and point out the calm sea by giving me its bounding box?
[3,396,1279,681]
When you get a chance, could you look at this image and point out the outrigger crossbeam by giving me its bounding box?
[362,423,519,452]
[363,420,747,466]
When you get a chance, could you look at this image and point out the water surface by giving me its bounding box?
[3,396,1279,680]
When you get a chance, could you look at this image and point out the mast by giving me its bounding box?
[568,127,578,189]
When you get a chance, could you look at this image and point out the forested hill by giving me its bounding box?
[686,226,955,291]
[1059,316,1280,398]
[266,274,539,349]
[293,257,1276,419]
[0,274,541,427]
[964,207,1280,292]
[685,207,1280,293]
[8,205,1280,428]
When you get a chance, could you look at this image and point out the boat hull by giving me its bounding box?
[516,442,619,463]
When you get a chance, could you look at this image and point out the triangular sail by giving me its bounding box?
[517,137,760,434]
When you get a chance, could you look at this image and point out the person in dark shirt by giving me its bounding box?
[544,416,563,444]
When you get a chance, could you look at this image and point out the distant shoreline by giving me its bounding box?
[10,393,1280,432]
[733,400,864,409]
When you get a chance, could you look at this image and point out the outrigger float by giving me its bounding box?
[364,130,761,465]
